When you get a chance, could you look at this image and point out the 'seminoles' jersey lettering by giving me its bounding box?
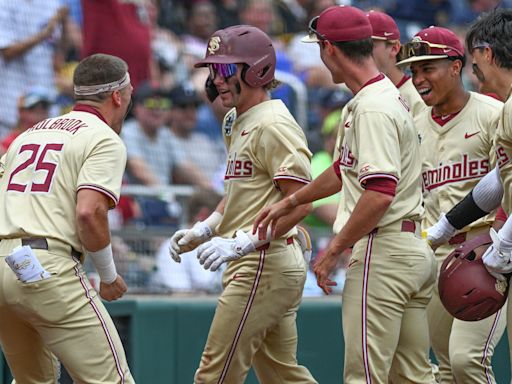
[422,154,489,191]
[225,152,253,179]
[7,143,63,193]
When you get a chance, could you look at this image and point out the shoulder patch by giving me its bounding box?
[223,109,237,137]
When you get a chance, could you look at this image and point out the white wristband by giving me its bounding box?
[203,211,223,235]
[86,244,117,284]
[245,228,271,249]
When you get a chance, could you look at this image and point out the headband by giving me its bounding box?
[74,73,130,96]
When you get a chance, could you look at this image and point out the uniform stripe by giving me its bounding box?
[74,264,125,383]
[362,233,375,383]
[77,184,119,206]
[481,308,502,384]
[273,175,310,184]
[217,249,266,384]
[359,173,399,185]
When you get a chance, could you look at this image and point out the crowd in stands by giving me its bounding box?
[0,0,509,294]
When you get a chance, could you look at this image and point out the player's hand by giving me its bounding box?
[424,213,457,250]
[253,199,294,240]
[313,241,342,295]
[169,222,214,262]
[296,226,313,265]
[482,228,512,281]
[99,275,127,301]
[197,231,255,271]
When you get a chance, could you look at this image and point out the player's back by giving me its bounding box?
[0,108,126,252]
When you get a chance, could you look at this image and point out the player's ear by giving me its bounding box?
[112,90,122,107]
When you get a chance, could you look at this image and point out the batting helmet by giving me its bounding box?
[194,25,276,87]
[438,233,509,321]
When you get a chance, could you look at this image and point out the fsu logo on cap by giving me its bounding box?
[208,36,221,55]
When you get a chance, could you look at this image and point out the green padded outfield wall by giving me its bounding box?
[0,297,510,383]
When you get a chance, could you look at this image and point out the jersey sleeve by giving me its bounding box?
[0,153,5,179]
[258,122,311,186]
[77,135,127,208]
[354,111,400,187]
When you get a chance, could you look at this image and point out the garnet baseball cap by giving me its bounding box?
[366,10,400,41]
[396,26,465,66]
[302,5,373,44]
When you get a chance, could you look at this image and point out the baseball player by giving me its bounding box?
[397,26,506,383]
[367,10,425,117]
[168,25,318,384]
[0,54,134,383]
[426,7,512,378]
[254,6,437,383]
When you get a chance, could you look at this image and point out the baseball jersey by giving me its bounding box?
[419,92,501,229]
[218,99,311,238]
[398,76,426,118]
[0,105,127,252]
[333,75,423,233]
[494,85,512,213]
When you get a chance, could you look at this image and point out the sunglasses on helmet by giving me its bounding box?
[208,63,237,80]
[307,16,328,42]
[398,39,462,62]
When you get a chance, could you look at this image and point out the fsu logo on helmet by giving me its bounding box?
[207,36,221,55]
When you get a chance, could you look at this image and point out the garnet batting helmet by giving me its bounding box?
[438,233,509,321]
[195,25,276,88]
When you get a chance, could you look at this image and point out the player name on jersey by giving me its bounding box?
[27,118,87,135]
[422,154,489,191]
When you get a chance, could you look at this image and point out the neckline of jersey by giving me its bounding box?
[73,104,108,125]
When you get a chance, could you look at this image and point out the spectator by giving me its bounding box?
[181,1,219,70]
[0,1,68,138]
[121,81,209,188]
[81,0,151,91]
[168,83,226,186]
[151,188,224,293]
[1,88,53,155]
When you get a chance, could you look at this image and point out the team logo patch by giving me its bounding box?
[223,110,236,136]
[207,36,221,55]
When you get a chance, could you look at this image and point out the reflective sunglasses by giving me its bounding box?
[307,15,328,42]
[398,40,462,61]
[209,63,237,80]
[143,97,171,110]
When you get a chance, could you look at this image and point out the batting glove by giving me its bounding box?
[424,214,457,249]
[197,230,256,271]
[296,226,312,265]
[169,221,214,263]
[482,228,512,281]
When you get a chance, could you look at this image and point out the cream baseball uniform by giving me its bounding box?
[0,105,134,383]
[194,100,317,384]
[492,85,512,383]
[418,92,506,384]
[398,75,426,118]
[334,74,436,383]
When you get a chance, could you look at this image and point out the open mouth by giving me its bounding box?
[417,87,432,97]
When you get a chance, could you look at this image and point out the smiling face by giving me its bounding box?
[410,59,461,107]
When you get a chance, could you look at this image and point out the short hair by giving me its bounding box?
[332,38,374,64]
[73,54,128,102]
[466,9,512,69]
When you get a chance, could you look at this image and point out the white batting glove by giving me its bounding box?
[482,228,512,281]
[424,214,457,249]
[197,230,256,271]
[296,226,312,265]
[168,221,214,263]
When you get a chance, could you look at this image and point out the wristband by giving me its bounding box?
[203,211,223,235]
[86,244,117,284]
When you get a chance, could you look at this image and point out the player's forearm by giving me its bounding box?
[332,190,392,251]
[289,166,342,207]
[273,203,313,239]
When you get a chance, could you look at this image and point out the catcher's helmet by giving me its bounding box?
[194,25,276,87]
[439,233,509,321]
